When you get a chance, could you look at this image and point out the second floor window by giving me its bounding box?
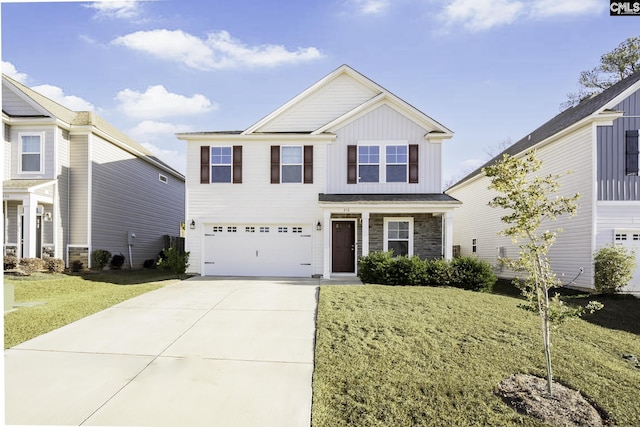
[21,134,42,173]
[358,145,380,182]
[357,143,408,183]
[281,146,303,183]
[211,147,232,183]
[386,145,408,182]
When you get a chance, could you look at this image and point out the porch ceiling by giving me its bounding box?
[3,179,56,191]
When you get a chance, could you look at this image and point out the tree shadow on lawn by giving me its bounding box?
[491,279,640,336]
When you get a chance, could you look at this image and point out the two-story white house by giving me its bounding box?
[447,70,640,294]
[178,65,460,278]
[3,74,185,268]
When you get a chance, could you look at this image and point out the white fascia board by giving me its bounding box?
[242,65,383,135]
[318,203,461,213]
[176,133,337,142]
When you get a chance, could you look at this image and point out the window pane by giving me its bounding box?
[387,165,407,182]
[359,165,379,182]
[359,146,379,164]
[22,153,40,172]
[282,146,302,164]
[211,147,232,165]
[388,241,409,257]
[386,145,407,164]
[22,135,40,153]
[211,166,231,182]
[282,165,302,183]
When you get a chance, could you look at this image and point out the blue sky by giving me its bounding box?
[1,0,638,183]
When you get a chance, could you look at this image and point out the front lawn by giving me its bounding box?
[4,270,180,349]
[312,285,640,426]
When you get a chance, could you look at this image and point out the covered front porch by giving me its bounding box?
[318,194,461,279]
[3,180,58,259]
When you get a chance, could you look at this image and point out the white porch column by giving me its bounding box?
[323,210,331,279]
[361,211,370,257]
[22,194,38,258]
[444,211,454,260]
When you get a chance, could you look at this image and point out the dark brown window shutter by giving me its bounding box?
[347,145,357,184]
[304,145,313,184]
[271,145,280,184]
[409,144,419,183]
[200,146,210,184]
[233,146,242,183]
[626,130,639,176]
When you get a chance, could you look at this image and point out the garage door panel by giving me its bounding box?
[613,231,640,294]
[203,225,312,277]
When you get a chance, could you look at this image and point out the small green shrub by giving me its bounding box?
[450,256,497,292]
[19,258,45,275]
[92,249,112,271]
[157,246,190,278]
[45,258,65,273]
[4,256,18,270]
[594,244,636,293]
[71,260,84,272]
[110,253,126,270]
[386,256,427,286]
[424,258,453,287]
[358,251,393,284]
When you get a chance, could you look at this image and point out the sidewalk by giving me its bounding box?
[5,278,319,426]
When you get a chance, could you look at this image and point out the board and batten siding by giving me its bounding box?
[68,134,90,246]
[185,140,326,276]
[257,74,378,133]
[327,104,442,193]
[91,135,185,267]
[597,89,640,201]
[448,124,595,289]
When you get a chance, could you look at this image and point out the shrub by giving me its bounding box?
[386,255,427,286]
[157,246,190,278]
[45,258,65,273]
[450,256,497,292]
[594,244,636,293]
[358,251,393,284]
[4,256,18,270]
[110,253,126,270]
[424,258,453,287]
[19,258,45,275]
[92,249,112,271]
[71,260,84,272]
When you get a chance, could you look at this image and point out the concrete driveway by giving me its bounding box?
[5,277,321,426]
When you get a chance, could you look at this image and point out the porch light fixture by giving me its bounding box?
[190,220,196,230]
[43,212,52,222]
[316,221,322,231]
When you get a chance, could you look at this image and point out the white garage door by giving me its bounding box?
[613,231,640,294]
[203,224,312,277]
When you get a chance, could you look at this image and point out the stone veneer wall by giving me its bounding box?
[369,213,442,259]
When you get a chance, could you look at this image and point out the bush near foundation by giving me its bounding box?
[19,258,45,275]
[358,252,496,292]
[45,258,65,273]
[4,256,18,271]
[594,244,636,294]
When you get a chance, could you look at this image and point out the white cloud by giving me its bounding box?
[31,84,96,111]
[113,29,323,70]
[115,85,215,119]
[529,0,604,18]
[87,1,142,20]
[348,0,390,15]
[438,0,602,32]
[129,120,192,139]
[2,61,28,83]
[140,141,186,175]
[439,0,524,32]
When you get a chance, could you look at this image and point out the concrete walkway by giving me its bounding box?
[5,277,323,426]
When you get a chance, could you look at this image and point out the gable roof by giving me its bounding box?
[448,70,640,190]
[2,74,183,180]
[242,64,453,137]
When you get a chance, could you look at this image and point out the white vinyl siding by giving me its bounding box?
[448,124,595,289]
[2,82,43,116]
[327,104,441,193]
[69,134,90,245]
[91,135,185,267]
[256,74,378,133]
[3,140,11,180]
[185,141,326,276]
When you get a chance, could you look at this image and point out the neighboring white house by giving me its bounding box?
[2,74,185,268]
[178,65,460,278]
[447,70,640,294]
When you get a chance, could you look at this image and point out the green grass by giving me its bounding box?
[4,270,180,349]
[312,285,640,427]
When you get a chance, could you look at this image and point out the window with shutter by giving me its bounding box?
[271,145,280,183]
[233,146,242,183]
[347,145,357,184]
[200,146,210,184]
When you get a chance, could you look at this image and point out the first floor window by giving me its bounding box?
[211,147,232,182]
[281,146,303,183]
[384,218,413,257]
[20,134,42,173]
[472,238,477,253]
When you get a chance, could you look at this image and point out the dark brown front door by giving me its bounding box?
[332,221,355,273]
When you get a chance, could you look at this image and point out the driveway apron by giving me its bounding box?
[5,277,319,427]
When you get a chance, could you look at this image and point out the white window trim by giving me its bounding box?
[18,132,45,174]
[357,140,408,183]
[383,217,414,256]
[159,174,168,184]
[210,146,233,183]
[281,145,303,184]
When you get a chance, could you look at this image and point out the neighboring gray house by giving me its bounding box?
[2,74,185,268]
[447,70,640,294]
